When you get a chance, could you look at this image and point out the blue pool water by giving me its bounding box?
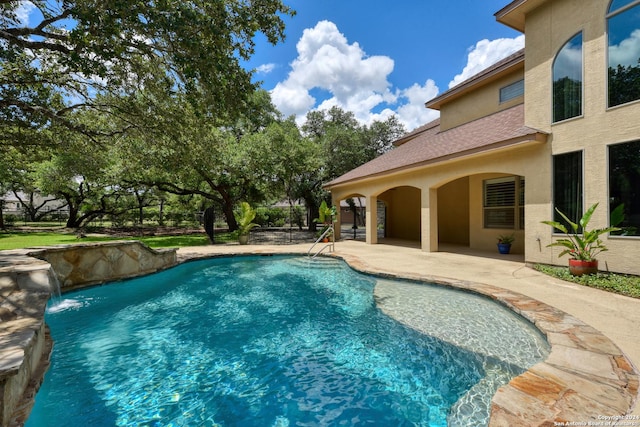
[28,256,545,426]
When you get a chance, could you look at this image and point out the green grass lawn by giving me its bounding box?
[0,231,232,250]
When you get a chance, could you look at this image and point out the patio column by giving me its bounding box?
[421,187,438,252]
[366,195,378,244]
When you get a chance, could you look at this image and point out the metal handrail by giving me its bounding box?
[311,243,333,259]
[307,224,334,258]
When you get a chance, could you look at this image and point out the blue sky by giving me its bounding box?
[244,0,524,130]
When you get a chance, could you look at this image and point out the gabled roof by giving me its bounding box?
[324,104,547,189]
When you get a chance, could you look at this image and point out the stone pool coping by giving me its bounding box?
[0,242,638,426]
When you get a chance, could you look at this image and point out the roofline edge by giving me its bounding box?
[323,132,547,190]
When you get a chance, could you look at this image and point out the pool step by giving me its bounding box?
[283,256,343,270]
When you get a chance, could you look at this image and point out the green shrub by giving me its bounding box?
[4,214,17,226]
[255,206,288,227]
[534,264,640,298]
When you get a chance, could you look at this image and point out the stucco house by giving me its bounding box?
[1,191,69,220]
[325,0,640,276]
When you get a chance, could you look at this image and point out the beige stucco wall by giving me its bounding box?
[331,140,548,256]
[437,177,470,245]
[439,67,524,131]
[524,0,640,274]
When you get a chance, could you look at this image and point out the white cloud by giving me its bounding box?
[271,80,316,115]
[256,63,276,74]
[448,35,525,88]
[395,81,441,130]
[270,20,397,125]
[609,29,640,68]
[270,20,525,132]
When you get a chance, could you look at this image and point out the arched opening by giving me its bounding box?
[377,186,421,242]
[336,194,366,241]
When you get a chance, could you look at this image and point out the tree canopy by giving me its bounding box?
[0,0,294,141]
[298,106,405,230]
[0,2,410,232]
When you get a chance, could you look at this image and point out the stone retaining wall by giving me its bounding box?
[29,240,177,292]
[0,241,178,426]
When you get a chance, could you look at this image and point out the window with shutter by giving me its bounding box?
[499,79,524,103]
[483,176,525,229]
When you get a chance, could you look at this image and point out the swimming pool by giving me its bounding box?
[28,255,549,426]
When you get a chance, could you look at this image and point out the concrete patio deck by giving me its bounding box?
[178,239,640,425]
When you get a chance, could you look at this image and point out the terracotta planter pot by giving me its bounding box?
[568,259,598,276]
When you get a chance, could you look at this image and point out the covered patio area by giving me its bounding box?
[324,104,548,258]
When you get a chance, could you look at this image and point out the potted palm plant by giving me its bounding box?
[497,234,515,254]
[236,202,260,245]
[541,203,624,275]
[314,201,337,242]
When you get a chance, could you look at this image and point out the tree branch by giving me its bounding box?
[130,179,218,201]
[0,30,72,54]
[0,98,135,142]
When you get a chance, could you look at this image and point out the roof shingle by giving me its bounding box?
[325,104,547,188]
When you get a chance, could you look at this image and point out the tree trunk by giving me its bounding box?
[135,191,145,224]
[65,197,82,228]
[221,199,238,231]
[306,197,319,232]
[215,187,238,231]
[158,199,165,225]
[65,209,82,228]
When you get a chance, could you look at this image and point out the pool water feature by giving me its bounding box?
[28,256,549,426]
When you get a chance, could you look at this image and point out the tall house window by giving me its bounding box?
[484,176,525,229]
[553,151,583,228]
[609,140,640,236]
[553,33,583,122]
[608,0,640,107]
